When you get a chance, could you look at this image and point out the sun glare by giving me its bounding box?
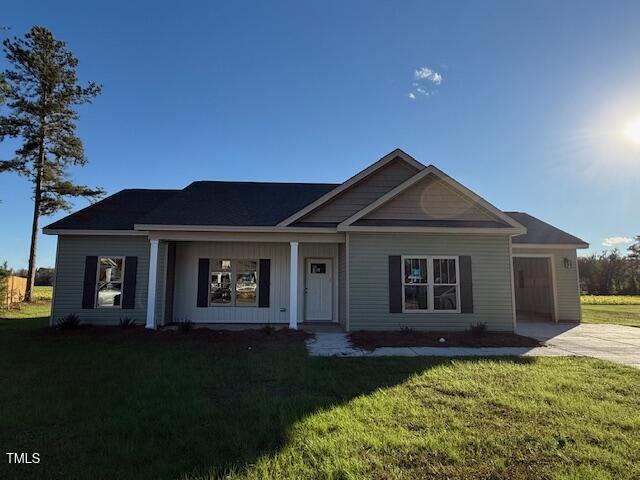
[623,116,640,144]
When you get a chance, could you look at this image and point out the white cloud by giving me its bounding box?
[414,67,443,85]
[408,66,443,100]
[602,236,632,247]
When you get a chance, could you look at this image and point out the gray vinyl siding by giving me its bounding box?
[348,233,514,331]
[51,235,150,325]
[338,243,347,328]
[300,158,418,223]
[512,247,581,322]
[366,174,497,221]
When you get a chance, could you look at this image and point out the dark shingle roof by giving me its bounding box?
[136,181,339,227]
[506,212,588,246]
[44,189,179,231]
[43,184,587,249]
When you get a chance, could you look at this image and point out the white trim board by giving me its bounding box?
[276,149,425,227]
[43,229,149,236]
[338,165,526,233]
[512,243,589,250]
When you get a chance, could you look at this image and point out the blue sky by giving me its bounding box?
[1,0,639,268]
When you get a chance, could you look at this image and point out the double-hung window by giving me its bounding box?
[210,259,258,307]
[96,256,124,307]
[402,256,460,313]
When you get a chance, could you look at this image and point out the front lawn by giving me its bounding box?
[0,317,639,480]
[582,304,640,327]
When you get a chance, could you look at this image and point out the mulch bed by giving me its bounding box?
[349,330,543,351]
[36,324,312,346]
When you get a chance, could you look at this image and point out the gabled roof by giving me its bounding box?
[277,148,425,226]
[337,165,526,233]
[44,189,179,231]
[135,181,338,227]
[42,150,587,249]
[506,212,589,248]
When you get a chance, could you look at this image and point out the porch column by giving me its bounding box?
[146,239,159,330]
[289,241,299,329]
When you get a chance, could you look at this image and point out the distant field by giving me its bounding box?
[581,295,640,305]
[0,286,52,320]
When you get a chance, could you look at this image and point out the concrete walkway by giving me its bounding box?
[516,322,640,368]
[306,322,640,368]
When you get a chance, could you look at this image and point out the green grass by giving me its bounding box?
[1,285,52,320]
[582,304,640,327]
[0,317,639,479]
[581,295,640,305]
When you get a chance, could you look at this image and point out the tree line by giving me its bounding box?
[578,236,640,295]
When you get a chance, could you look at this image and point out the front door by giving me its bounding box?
[305,258,333,321]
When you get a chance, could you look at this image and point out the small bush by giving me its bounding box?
[57,313,81,330]
[178,318,193,333]
[400,326,415,336]
[468,321,487,337]
[261,325,275,335]
[119,317,136,328]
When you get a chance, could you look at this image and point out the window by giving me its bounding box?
[310,263,326,274]
[96,257,124,307]
[403,257,429,310]
[235,260,257,306]
[210,259,258,307]
[211,260,232,305]
[433,258,457,311]
[402,256,459,313]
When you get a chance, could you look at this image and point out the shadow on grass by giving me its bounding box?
[0,318,538,480]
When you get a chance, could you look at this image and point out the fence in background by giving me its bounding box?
[1,276,27,308]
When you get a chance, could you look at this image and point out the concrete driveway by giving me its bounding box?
[516,322,640,368]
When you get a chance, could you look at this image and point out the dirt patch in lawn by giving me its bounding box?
[349,330,543,351]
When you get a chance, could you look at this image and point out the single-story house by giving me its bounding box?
[44,149,589,331]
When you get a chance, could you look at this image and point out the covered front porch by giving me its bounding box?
[144,232,347,330]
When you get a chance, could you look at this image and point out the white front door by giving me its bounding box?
[305,258,333,321]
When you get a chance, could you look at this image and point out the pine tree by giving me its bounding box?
[0,26,104,301]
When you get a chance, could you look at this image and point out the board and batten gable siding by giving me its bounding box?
[365,174,499,222]
[348,233,514,331]
[512,247,581,322]
[299,158,418,223]
[52,235,151,325]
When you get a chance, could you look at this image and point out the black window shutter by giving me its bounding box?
[82,256,98,309]
[197,258,210,307]
[459,255,474,313]
[258,259,271,308]
[388,255,402,313]
[121,256,137,309]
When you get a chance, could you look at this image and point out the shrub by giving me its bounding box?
[178,318,193,333]
[119,317,136,328]
[400,326,415,336]
[57,313,81,330]
[261,324,275,335]
[468,321,487,337]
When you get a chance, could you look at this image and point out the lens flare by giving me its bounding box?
[623,116,640,144]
